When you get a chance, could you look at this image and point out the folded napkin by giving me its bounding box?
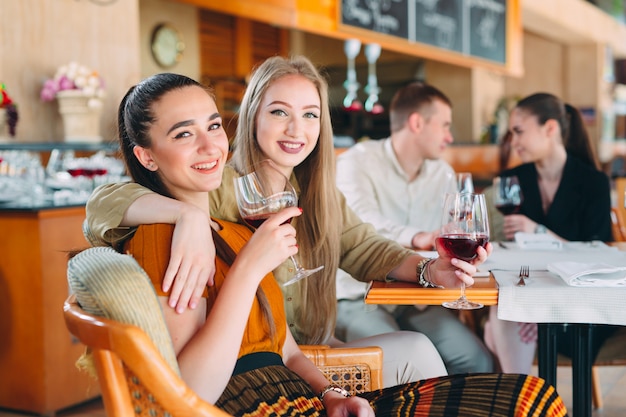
[547,261,626,287]
[514,232,562,250]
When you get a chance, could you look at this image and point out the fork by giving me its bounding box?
[516,265,529,287]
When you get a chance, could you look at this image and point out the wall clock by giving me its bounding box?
[151,23,185,68]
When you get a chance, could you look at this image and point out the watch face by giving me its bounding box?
[151,24,184,68]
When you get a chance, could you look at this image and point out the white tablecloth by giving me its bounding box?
[485,242,626,325]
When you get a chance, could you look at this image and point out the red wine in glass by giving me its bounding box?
[243,214,270,229]
[67,168,85,177]
[241,191,296,228]
[92,167,108,176]
[436,233,490,262]
[493,176,523,217]
[495,203,521,216]
[440,192,489,310]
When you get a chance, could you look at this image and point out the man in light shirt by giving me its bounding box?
[335,82,493,374]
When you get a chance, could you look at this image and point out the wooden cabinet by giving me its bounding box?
[0,206,99,415]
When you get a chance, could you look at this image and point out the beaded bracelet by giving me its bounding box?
[416,258,439,288]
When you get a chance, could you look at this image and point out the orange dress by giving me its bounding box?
[123,219,287,359]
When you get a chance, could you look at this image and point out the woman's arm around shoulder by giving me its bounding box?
[87,182,217,313]
[85,182,154,246]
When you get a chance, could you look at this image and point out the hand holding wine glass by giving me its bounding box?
[233,160,324,286]
[438,192,490,310]
[493,175,523,215]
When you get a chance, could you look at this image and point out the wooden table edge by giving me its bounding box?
[364,274,499,306]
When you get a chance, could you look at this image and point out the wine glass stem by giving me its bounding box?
[458,282,468,301]
[289,255,303,272]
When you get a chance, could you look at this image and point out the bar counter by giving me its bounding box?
[0,203,100,415]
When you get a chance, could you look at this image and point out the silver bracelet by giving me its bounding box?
[319,384,351,401]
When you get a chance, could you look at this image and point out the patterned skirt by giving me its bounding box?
[216,366,568,417]
[216,365,324,417]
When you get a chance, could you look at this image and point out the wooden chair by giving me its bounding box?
[63,247,383,417]
[591,327,626,409]
[615,177,626,232]
[610,207,626,242]
[554,326,626,410]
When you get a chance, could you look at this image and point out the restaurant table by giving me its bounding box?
[365,243,626,417]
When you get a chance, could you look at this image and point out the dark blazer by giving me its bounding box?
[501,154,612,242]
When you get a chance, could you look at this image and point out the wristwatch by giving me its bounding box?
[535,224,547,234]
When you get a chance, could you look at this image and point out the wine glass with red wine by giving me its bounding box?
[233,159,324,286]
[438,192,490,310]
[493,175,523,216]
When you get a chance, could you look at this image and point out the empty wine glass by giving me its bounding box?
[233,159,324,286]
[493,175,523,215]
[438,192,490,310]
[456,172,474,194]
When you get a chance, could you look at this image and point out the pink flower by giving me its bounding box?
[58,75,75,91]
[40,79,57,102]
[40,62,105,102]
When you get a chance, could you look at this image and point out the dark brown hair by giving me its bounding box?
[389,81,452,133]
[515,92,600,169]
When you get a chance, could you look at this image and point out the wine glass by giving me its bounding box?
[233,159,324,286]
[456,172,474,194]
[493,175,523,215]
[438,192,490,310]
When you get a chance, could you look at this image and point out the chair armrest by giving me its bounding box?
[300,345,383,393]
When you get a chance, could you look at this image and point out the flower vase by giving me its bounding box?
[56,90,103,143]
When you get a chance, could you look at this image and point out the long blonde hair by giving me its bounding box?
[230,56,341,344]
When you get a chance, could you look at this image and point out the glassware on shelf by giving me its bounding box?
[342,38,363,112]
[364,43,384,114]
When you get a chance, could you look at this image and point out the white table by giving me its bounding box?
[484,242,626,417]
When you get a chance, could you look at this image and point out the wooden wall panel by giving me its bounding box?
[199,9,238,79]
[251,21,289,65]
[0,0,141,143]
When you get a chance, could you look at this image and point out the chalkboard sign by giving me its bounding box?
[341,0,507,64]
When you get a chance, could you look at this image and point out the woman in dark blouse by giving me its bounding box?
[485,92,616,374]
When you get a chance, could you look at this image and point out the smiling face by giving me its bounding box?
[133,85,229,205]
[508,107,554,163]
[254,74,321,178]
